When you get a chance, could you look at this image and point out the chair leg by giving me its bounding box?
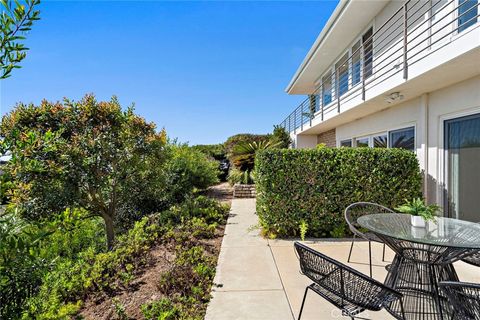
[298,286,309,320]
[382,243,386,262]
[368,241,373,278]
[347,234,356,262]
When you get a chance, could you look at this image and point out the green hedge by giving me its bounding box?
[255,148,422,238]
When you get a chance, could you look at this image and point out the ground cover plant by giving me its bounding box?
[255,147,422,238]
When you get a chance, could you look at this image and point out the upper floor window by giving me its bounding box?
[322,72,332,105]
[458,0,478,32]
[352,41,361,86]
[336,53,349,97]
[362,27,373,78]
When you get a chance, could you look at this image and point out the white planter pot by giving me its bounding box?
[411,215,426,228]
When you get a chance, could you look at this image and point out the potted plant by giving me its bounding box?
[395,198,440,228]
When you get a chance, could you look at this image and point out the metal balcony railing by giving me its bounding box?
[280,0,480,134]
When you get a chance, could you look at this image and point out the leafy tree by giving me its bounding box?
[0,94,168,249]
[1,0,41,79]
[270,125,291,149]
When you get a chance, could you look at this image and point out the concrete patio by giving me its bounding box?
[205,198,480,320]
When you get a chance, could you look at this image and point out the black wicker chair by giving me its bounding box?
[439,281,480,319]
[345,202,395,277]
[462,223,480,266]
[462,251,480,267]
[294,242,404,320]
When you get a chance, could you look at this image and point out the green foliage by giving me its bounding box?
[224,133,270,158]
[164,145,219,204]
[270,125,291,149]
[231,140,280,172]
[0,0,41,79]
[0,211,49,319]
[191,144,229,181]
[18,196,229,319]
[395,198,440,222]
[255,148,422,238]
[112,298,128,320]
[141,298,181,320]
[299,220,308,241]
[0,95,169,249]
[0,168,13,204]
[227,168,254,185]
[191,144,226,161]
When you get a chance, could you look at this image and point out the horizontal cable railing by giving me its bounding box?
[279,0,479,133]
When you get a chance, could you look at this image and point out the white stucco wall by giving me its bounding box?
[335,75,480,206]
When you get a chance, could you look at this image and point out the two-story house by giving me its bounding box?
[280,0,480,222]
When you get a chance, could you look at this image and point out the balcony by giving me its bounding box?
[280,0,480,134]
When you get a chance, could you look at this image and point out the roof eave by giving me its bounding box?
[285,0,350,94]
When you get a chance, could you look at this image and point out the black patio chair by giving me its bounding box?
[345,202,395,277]
[438,281,480,320]
[462,251,480,267]
[294,242,405,320]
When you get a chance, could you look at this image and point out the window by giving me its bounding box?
[356,137,370,147]
[340,139,352,147]
[373,134,388,148]
[352,41,361,86]
[336,53,349,97]
[362,27,373,78]
[322,72,332,105]
[389,127,415,151]
[458,0,478,32]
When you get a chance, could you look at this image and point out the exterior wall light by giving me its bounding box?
[385,92,404,104]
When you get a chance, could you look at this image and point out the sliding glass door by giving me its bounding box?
[444,113,480,221]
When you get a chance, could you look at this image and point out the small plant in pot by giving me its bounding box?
[395,198,440,228]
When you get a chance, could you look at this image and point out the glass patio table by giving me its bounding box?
[358,213,480,320]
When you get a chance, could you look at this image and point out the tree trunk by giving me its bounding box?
[104,215,115,250]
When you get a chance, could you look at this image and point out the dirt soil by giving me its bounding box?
[79,184,232,319]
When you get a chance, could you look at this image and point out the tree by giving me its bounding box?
[0,95,168,249]
[1,0,41,79]
[270,125,291,149]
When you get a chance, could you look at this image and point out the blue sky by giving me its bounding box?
[1,0,338,145]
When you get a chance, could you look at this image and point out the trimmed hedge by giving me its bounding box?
[255,148,422,238]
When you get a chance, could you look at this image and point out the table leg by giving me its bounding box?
[384,254,457,320]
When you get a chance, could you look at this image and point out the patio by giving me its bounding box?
[205,198,480,320]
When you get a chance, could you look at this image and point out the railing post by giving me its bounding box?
[294,109,297,134]
[320,84,324,121]
[301,103,303,132]
[310,96,313,127]
[336,71,340,113]
[361,44,366,101]
[403,1,408,80]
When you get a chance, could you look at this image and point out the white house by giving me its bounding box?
[281,0,480,221]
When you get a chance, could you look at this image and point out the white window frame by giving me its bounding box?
[315,23,375,112]
[438,107,480,216]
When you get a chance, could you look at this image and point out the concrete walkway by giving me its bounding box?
[205,199,480,320]
[205,199,293,320]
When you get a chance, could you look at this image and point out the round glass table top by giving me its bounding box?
[357,213,480,249]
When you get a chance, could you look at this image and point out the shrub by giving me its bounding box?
[164,145,220,204]
[141,298,181,320]
[255,148,422,238]
[191,144,229,181]
[227,168,254,185]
